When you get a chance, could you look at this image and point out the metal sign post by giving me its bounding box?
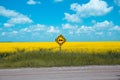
[60,46,62,54]
[55,34,66,53]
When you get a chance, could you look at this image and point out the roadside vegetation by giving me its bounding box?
[0,48,120,68]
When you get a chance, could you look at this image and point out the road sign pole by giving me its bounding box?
[59,46,62,54]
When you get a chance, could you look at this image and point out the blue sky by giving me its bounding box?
[0,0,120,42]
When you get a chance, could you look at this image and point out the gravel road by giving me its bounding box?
[0,66,120,80]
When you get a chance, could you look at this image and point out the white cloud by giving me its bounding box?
[25,21,118,37]
[9,16,32,24]
[93,20,120,36]
[114,0,120,6]
[47,26,60,33]
[62,23,77,29]
[96,32,103,35]
[31,24,46,31]
[3,23,14,27]
[94,20,113,30]
[0,6,18,18]
[54,0,63,3]
[91,20,96,24]
[20,24,46,32]
[27,0,41,5]
[65,20,118,36]
[92,20,120,34]
[2,20,120,41]
[0,6,32,27]
[68,31,73,34]
[61,21,115,36]
[64,13,81,23]
[1,32,6,36]
[21,28,31,32]
[1,31,18,37]
[109,26,120,31]
[76,25,95,34]
[71,0,113,16]
[4,16,32,27]
[12,31,18,34]
[20,24,60,34]
[64,0,113,22]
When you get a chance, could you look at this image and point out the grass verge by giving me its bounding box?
[0,49,120,68]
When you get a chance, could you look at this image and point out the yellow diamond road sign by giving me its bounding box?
[55,34,66,46]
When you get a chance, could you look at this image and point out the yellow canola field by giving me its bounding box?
[0,42,120,53]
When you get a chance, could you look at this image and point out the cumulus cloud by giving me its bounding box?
[64,0,113,23]
[4,16,32,27]
[0,6,18,18]
[62,20,120,37]
[31,24,46,31]
[95,32,103,35]
[54,0,63,3]
[114,0,120,6]
[76,25,95,34]
[47,26,60,33]
[21,28,31,32]
[20,24,46,32]
[71,0,113,16]
[68,31,74,34]
[1,32,6,36]
[0,6,32,27]
[109,26,120,31]
[27,0,41,5]
[64,13,81,23]
[12,31,18,34]
[20,24,60,34]
[3,23,14,27]
[62,23,77,29]
[94,20,113,30]
[2,23,60,40]
[1,20,120,41]
[61,21,114,35]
